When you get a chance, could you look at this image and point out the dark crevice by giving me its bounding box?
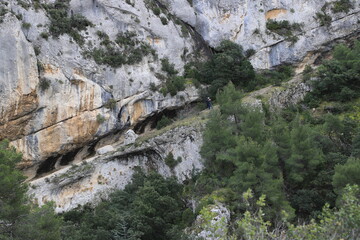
[59,148,81,166]
[36,156,58,177]
[133,102,200,134]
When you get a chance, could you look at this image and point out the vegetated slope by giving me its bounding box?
[59,41,360,240]
[0,0,359,181]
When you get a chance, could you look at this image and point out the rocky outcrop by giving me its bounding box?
[28,121,204,212]
[164,0,360,68]
[1,0,202,178]
[243,73,312,110]
[193,202,231,240]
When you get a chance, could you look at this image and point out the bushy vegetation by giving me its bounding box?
[0,6,8,23]
[85,31,155,68]
[195,79,359,232]
[62,170,191,240]
[156,115,172,129]
[164,152,182,169]
[184,40,294,98]
[314,11,332,26]
[266,19,302,39]
[331,0,353,13]
[304,41,360,106]
[0,140,62,239]
[265,19,302,43]
[43,0,93,46]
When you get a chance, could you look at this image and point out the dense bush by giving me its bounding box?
[266,19,302,43]
[62,170,190,240]
[304,41,360,106]
[198,80,360,221]
[0,140,62,239]
[43,0,93,46]
[266,19,302,36]
[197,40,255,97]
[156,115,172,129]
[331,0,353,13]
[86,31,155,68]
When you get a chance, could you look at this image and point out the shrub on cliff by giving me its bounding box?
[0,140,62,239]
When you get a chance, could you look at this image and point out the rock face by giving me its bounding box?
[193,202,231,240]
[243,73,312,110]
[164,0,360,68]
[29,122,204,212]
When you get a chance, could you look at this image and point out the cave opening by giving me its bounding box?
[59,148,81,166]
[36,156,58,177]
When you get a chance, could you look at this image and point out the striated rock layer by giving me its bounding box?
[29,122,204,212]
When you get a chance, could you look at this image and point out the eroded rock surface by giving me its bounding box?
[29,122,204,212]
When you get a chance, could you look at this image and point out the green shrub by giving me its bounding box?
[164,152,182,169]
[40,32,49,39]
[266,19,302,40]
[314,11,332,26]
[149,82,157,91]
[34,46,41,56]
[153,7,161,15]
[43,0,93,46]
[0,6,7,23]
[161,58,178,76]
[104,98,117,109]
[96,114,105,123]
[160,16,168,25]
[156,115,172,129]
[21,21,31,30]
[304,41,360,104]
[166,76,186,96]
[39,78,50,91]
[17,0,30,9]
[331,0,353,13]
[245,48,256,58]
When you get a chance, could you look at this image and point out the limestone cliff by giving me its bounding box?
[0,0,359,209]
[29,119,204,212]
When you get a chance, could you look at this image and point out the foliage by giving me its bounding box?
[96,114,105,124]
[43,0,93,46]
[266,19,302,39]
[160,16,168,25]
[0,6,7,23]
[156,116,172,130]
[248,65,294,90]
[333,157,360,194]
[314,11,332,26]
[331,0,353,13]
[287,185,360,239]
[0,140,62,239]
[86,31,155,68]
[39,78,50,92]
[304,41,360,106]
[164,152,182,170]
[13,203,62,240]
[62,170,189,240]
[198,40,255,98]
[232,185,360,240]
[104,98,117,109]
[165,76,186,96]
[161,58,178,76]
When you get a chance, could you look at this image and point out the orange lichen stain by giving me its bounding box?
[146,36,162,44]
[43,64,60,74]
[221,13,231,23]
[265,9,288,20]
[73,68,85,77]
[132,101,145,123]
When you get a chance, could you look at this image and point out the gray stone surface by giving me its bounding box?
[28,122,204,212]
